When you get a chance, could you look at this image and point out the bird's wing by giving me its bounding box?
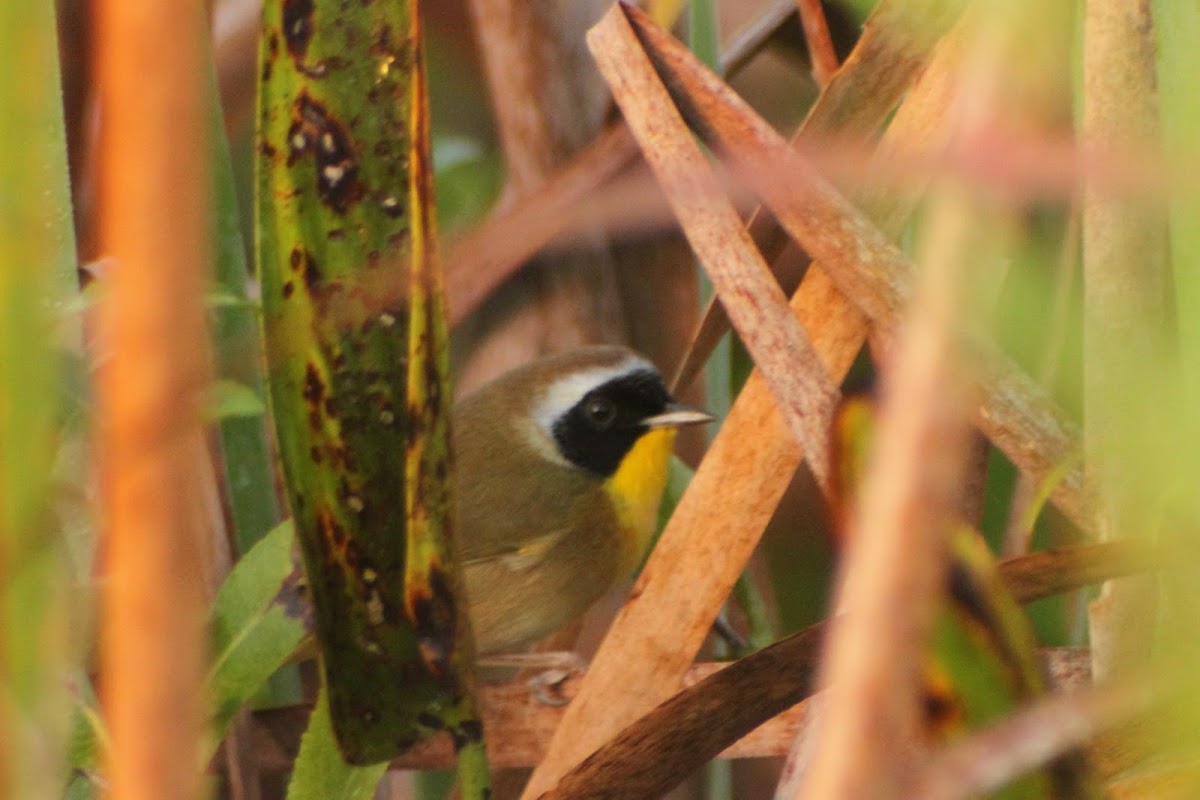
[461,526,569,573]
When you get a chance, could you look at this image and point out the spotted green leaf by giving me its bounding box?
[256,0,482,772]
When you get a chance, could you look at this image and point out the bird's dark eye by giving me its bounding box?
[584,395,617,428]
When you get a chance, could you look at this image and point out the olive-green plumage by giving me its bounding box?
[453,346,710,655]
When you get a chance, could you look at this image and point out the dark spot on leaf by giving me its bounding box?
[923,683,962,731]
[282,280,295,299]
[416,712,443,731]
[366,250,381,268]
[286,121,308,166]
[327,227,345,241]
[343,540,363,571]
[372,23,394,55]
[289,247,304,271]
[261,34,279,83]
[303,362,326,431]
[282,0,314,62]
[406,402,422,429]
[289,93,364,214]
[303,252,321,290]
[410,568,457,680]
[451,719,484,751]
[310,445,323,464]
[379,195,402,218]
[298,61,328,79]
[302,362,325,405]
[274,559,314,627]
[259,140,277,160]
[387,229,410,252]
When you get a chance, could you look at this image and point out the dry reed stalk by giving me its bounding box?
[801,6,1080,794]
[95,3,213,799]
[795,0,839,88]
[795,189,976,799]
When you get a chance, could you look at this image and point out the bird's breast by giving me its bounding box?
[603,426,678,575]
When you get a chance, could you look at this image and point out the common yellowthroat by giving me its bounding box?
[455,345,712,655]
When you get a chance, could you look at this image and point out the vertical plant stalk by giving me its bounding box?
[0,3,77,798]
[1154,1,1200,390]
[796,190,975,799]
[444,3,800,332]
[95,2,213,799]
[802,6,1084,793]
[1153,0,1200,702]
[1081,0,1166,682]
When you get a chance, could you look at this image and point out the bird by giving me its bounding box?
[453,345,712,655]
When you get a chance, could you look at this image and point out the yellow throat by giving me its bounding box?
[603,426,678,574]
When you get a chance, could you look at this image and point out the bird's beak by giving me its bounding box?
[643,402,714,429]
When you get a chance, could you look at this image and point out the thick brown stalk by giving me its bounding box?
[95,2,213,798]
[797,191,978,800]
